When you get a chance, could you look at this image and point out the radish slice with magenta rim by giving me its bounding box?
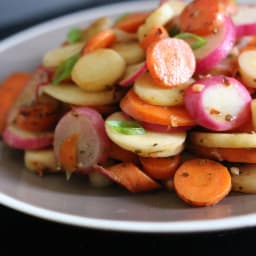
[184,76,252,131]
[54,107,110,173]
[119,62,147,87]
[3,125,53,150]
[194,17,236,75]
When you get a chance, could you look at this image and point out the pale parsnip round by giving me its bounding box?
[165,0,186,16]
[71,49,126,91]
[105,112,186,157]
[43,43,84,68]
[112,42,145,65]
[137,2,174,42]
[88,170,113,187]
[83,17,113,42]
[189,132,256,149]
[25,149,60,175]
[238,50,256,88]
[113,28,137,43]
[134,72,191,106]
[43,84,123,105]
[231,165,256,193]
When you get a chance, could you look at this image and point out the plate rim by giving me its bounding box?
[0,0,256,233]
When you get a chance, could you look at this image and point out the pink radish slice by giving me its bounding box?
[119,62,147,87]
[3,125,53,150]
[236,23,256,38]
[194,17,236,75]
[93,163,161,193]
[54,107,110,173]
[139,121,192,133]
[184,76,252,131]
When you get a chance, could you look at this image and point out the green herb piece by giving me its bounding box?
[52,52,80,85]
[174,32,207,50]
[67,27,83,43]
[106,120,145,135]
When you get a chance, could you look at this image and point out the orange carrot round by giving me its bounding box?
[120,89,196,127]
[0,72,32,135]
[179,0,225,36]
[139,154,181,180]
[140,26,169,50]
[146,38,195,88]
[114,12,150,33]
[174,158,231,207]
[82,29,116,54]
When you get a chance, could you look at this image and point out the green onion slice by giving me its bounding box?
[67,27,83,43]
[174,32,207,50]
[106,120,145,135]
[52,52,80,85]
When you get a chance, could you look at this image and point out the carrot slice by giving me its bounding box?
[95,162,161,193]
[146,38,195,88]
[59,133,78,172]
[0,72,32,135]
[140,26,169,50]
[109,142,140,164]
[114,12,150,33]
[179,0,225,36]
[174,158,231,207]
[139,154,181,180]
[15,99,60,132]
[188,144,256,164]
[82,29,116,54]
[120,89,196,127]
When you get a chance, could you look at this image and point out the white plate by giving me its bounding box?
[0,0,256,234]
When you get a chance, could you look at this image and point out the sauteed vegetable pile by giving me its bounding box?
[1,0,256,207]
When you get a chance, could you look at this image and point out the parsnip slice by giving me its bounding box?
[43,43,84,68]
[231,164,256,193]
[238,49,256,88]
[134,73,191,106]
[25,149,59,175]
[43,84,122,105]
[105,112,186,157]
[137,2,174,41]
[71,49,126,92]
[189,131,256,148]
[112,42,145,65]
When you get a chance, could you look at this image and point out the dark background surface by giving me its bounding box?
[1,0,256,253]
